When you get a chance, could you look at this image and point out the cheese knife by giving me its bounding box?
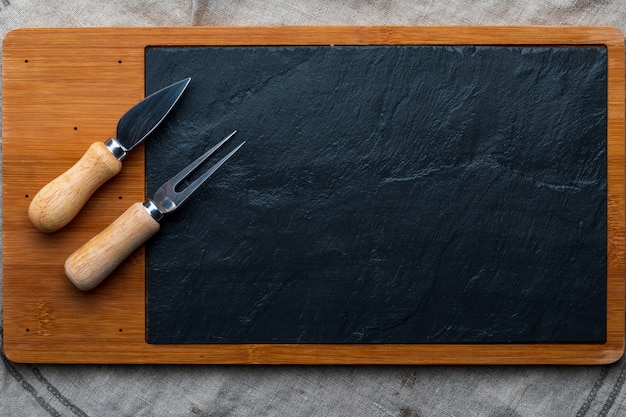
[28,77,191,233]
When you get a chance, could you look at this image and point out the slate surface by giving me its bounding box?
[144,45,607,344]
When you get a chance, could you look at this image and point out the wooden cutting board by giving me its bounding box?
[2,26,624,364]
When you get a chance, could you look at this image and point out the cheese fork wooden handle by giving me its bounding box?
[28,142,123,233]
[65,202,160,291]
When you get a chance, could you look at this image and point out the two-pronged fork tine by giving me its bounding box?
[150,131,244,217]
[65,131,245,291]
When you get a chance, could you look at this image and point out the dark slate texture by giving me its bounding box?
[144,45,607,344]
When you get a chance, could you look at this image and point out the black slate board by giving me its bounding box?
[144,45,607,344]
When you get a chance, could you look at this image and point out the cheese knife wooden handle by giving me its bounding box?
[65,202,160,291]
[28,142,123,233]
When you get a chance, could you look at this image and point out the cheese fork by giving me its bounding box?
[65,131,244,291]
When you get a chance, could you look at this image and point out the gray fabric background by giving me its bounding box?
[1,1,625,416]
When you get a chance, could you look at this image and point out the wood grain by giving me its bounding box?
[2,26,624,364]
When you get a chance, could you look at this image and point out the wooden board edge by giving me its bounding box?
[605,26,626,364]
[3,25,625,47]
[3,342,624,365]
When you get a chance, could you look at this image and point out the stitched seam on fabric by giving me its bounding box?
[31,366,91,417]
[0,328,62,417]
[599,361,626,417]
[575,365,610,417]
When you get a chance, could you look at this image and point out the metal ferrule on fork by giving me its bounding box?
[143,199,164,222]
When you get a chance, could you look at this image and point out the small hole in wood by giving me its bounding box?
[74,127,78,131]
[118,60,122,64]
[25,194,29,198]
[24,59,29,63]
[25,328,30,332]
[118,328,123,332]
[118,196,123,200]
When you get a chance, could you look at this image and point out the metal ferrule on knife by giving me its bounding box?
[104,137,130,160]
